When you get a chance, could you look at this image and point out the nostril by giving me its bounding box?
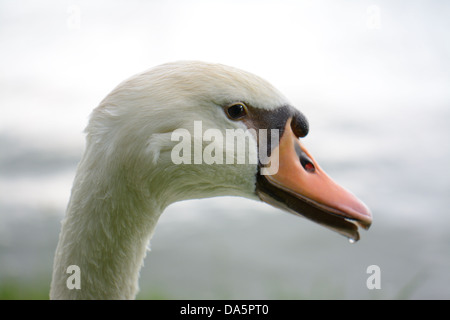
[300,153,316,173]
[294,141,315,173]
[304,162,315,172]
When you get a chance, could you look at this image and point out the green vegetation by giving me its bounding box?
[0,279,50,300]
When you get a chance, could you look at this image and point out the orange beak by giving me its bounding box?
[256,119,372,241]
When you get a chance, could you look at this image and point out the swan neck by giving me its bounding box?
[50,158,162,299]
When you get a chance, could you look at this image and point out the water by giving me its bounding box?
[1,1,450,299]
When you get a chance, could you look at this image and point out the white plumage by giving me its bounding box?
[50,61,290,299]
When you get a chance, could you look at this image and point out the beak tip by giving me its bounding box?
[360,220,372,230]
[360,204,373,230]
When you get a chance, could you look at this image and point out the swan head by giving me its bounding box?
[87,61,372,241]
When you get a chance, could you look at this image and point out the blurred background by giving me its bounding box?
[1,0,449,299]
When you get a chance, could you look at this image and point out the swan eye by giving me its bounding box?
[226,103,247,120]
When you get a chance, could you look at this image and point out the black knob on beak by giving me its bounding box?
[291,110,309,138]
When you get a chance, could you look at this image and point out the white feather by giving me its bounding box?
[50,61,290,299]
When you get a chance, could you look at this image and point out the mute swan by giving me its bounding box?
[50,61,372,299]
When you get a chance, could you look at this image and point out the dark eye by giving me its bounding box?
[226,103,247,120]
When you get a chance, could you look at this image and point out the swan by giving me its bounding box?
[50,61,372,299]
